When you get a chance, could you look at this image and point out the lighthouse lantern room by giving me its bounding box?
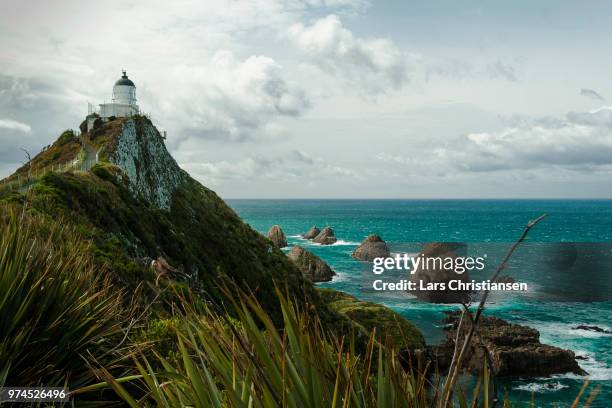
[87,70,140,131]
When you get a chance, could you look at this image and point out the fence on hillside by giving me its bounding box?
[0,133,100,194]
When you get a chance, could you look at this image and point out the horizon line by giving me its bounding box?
[223,197,612,201]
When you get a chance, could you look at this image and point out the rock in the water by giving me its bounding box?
[409,242,471,303]
[267,225,287,248]
[302,225,321,240]
[572,325,612,334]
[431,312,586,377]
[352,234,390,261]
[287,246,335,282]
[313,226,337,245]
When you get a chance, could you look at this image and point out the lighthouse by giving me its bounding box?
[97,70,140,119]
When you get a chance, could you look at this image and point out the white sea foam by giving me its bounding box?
[533,322,612,381]
[538,322,612,340]
[331,240,359,246]
[309,239,359,246]
[325,270,349,283]
[514,381,569,393]
[320,269,350,289]
[550,358,612,382]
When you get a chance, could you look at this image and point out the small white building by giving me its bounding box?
[87,70,140,131]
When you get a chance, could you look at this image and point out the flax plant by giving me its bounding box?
[0,207,128,388]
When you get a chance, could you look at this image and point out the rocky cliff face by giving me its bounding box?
[287,246,335,282]
[108,118,185,210]
[432,312,585,377]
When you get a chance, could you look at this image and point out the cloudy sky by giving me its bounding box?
[2,0,612,198]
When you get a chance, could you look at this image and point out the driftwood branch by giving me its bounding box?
[439,213,547,407]
[20,148,32,179]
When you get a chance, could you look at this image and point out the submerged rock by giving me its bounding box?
[432,312,586,377]
[409,242,471,303]
[267,225,287,248]
[313,226,337,245]
[572,325,612,334]
[302,225,321,240]
[287,246,335,282]
[352,234,390,261]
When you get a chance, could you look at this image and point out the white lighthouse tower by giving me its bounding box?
[98,70,140,119]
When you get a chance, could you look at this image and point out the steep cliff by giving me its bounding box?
[106,118,185,210]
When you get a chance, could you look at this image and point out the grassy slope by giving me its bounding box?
[10,163,308,324]
[4,130,81,181]
[318,288,425,349]
[0,117,424,341]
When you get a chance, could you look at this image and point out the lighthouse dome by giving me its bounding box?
[112,70,137,106]
[114,72,135,87]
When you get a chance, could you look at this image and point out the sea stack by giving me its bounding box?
[287,246,335,282]
[352,234,390,261]
[302,225,321,240]
[267,225,287,248]
[409,242,471,303]
[313,226,337,245]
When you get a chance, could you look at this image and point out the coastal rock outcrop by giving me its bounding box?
[432,312,586,377]
[572,325,612,335]
[409,242,471,303]
[287,246,335,282]
[313,227,337,245]
[352,234,390,261]
[302,225,321,240]
[267,225,287,248]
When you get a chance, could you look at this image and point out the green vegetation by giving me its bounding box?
[102,289,435,407]
[0,208,130,389]
[4,161,311,322]
[0,192,599,406]
[0,121,598,406]
[0,118,311,322]
[318,288,425,350]
[7,129,81,181]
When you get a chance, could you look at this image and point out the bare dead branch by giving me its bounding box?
[439,213,548,408]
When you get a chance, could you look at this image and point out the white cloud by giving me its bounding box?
[183,149,357,185]
[167,51,310,143]
[388,107,612,174]
[486,60,517,82]
[288,14,409,94]
[425,57,520,83]
[0,119,31,133]
[301,0,370,11]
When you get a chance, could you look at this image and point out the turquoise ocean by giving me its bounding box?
[227,199,612,407]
